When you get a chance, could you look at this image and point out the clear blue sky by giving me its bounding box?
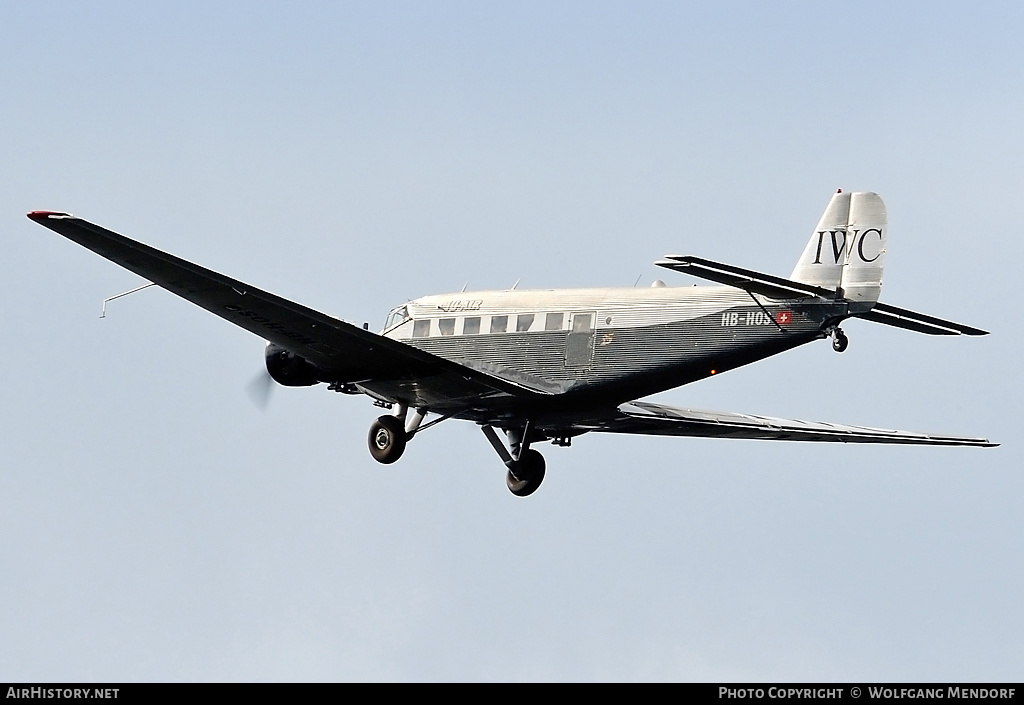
[2,1,1020,681]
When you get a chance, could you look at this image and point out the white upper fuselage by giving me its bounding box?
[382,283,753,340]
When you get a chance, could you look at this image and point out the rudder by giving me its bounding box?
[790,190,886,304]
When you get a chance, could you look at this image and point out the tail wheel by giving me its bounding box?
[368,415,407,464]
[506,449,546,497]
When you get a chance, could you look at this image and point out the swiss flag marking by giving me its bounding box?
[776,310,793,325]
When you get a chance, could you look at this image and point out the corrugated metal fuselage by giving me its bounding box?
[380,285,848,419]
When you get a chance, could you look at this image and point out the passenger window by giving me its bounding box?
[490,315,508,334]
[545,312,564,331]
[463,317,481,335]
[412,319,431,338]
[516,314,534,332]
[573,313,593,332]
[439,318,456,336]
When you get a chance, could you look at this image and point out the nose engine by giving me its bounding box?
[264,343,325,387]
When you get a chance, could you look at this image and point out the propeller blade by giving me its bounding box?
[245,369,275,411]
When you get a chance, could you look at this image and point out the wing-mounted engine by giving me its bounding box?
[265,342,326,387]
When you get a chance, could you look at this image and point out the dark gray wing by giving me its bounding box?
[28,211,548,409]
[572,400,997,447]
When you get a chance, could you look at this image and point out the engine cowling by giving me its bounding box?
[265,343,324,387]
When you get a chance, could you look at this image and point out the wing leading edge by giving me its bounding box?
[27,211,548,408]
[575,400,996,447]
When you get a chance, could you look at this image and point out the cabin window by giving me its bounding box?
[573,313,594,332]
[463,317,481,335]
[412,319,431,338]
[490,315,508,334]
[545,312,564,331]
[516,314,534,332]
[438,318,456,336]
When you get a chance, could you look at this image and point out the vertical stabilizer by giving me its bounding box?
[790,191,886,303]
[790,190,851,291]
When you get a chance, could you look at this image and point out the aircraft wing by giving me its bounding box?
[573,400,996,447]
[27,211,548,409]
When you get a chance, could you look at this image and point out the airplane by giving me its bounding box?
[27,190,995,497]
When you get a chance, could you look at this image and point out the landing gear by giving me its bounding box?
[506,449,546,497]
[481,423,547,497]
[364,403,460,465]
[368,415,406,464]
[831,327,849,353]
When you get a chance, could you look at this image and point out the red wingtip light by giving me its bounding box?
[27,211,73,222]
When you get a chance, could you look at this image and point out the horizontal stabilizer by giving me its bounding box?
[856,302,989,336]
[656,255,836,299]
[575,401,997,447]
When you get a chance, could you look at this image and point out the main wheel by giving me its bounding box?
[506,449,546,497]
[368,415,407,464]
[832,330,849,353]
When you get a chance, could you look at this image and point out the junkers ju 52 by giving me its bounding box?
[28,190,995,497]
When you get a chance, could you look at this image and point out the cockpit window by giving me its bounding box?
[516,314,534,332]
[490,315,508,333]
[384,305,410,331]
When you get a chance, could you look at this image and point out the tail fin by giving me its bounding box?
[790,190,887,303]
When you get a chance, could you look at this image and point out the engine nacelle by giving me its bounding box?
[265,343,325,387]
